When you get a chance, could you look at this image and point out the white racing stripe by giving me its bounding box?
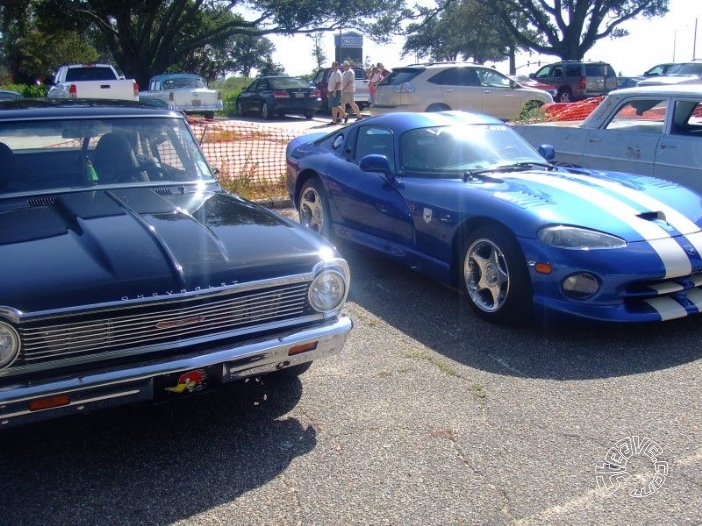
[560,171,702,256]
[644,296,689,320]
[506,171,692,278]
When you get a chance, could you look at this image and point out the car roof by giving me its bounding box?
[607,84,702,97]
[361,110,504,130]
[0,98,183,119]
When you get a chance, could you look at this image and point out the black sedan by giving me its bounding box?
[0,99,351,428]
[236,76,322,120]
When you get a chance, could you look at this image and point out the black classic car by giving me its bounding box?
[0,99,352,428]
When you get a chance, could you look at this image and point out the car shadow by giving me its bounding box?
[0,375,313,525]
[338,241,702,381]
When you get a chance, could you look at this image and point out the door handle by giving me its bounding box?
[588,138,602,143]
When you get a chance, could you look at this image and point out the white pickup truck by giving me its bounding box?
[48,64,139,101]
[511,84,702,194]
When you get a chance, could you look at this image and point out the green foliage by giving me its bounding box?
[0,83,48,97]
[211,76,251,116]
[21,0,408,88]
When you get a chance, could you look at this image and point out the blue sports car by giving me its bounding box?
[286,111,702,324]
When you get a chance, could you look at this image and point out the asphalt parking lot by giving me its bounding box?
[1,211,700,525]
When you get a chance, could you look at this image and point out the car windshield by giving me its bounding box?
[0,116,215,195]
[400,124,545,175]
[667,63,702,76]
[162,77,206,89]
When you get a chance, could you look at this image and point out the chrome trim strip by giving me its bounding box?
[0,315,352,421]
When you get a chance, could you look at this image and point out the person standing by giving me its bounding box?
[341,61,363,122]
[368,65,383,106]
[327,61,344,124]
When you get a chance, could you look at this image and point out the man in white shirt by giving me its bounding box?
[327,62,343,124]
[340,61,363,122]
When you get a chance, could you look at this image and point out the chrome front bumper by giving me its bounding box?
[0,315,352,428]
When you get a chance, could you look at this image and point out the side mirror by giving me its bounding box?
[360,154,393,179]
[529,73,536,79]
[538,144,556,161]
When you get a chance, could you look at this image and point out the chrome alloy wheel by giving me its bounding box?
[464,237,510,313]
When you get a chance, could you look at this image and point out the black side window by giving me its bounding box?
[429,68,479,87]
[354,126,395,171]
[564,65,581,77]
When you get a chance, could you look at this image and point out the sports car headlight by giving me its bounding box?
[538,226,626,250]
[309,269,347,314]
[0,322,20,369]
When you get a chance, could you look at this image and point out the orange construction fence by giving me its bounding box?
[188,119,308,188]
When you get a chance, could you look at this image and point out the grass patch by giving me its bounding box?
[405,348,459,377]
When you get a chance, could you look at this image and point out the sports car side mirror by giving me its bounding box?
[360,154,394,180]
[538,144,556,160]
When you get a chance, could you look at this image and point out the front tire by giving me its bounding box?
[556,89,573,103]
[461,226,532,324]
[298,177,332,239]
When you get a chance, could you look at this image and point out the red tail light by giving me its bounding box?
[68,84,77,98]
[311,89,321,97]
[133,81,139,98]
[273,91,290,98]
[578,76,586,89]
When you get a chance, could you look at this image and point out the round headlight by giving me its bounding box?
[309,269,347,313]
[562,272,600,299]
[0,322,20,369]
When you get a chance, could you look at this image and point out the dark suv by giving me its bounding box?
[530,61,617,102]
[311,66,370,108]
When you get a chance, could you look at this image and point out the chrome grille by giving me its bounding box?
[19,282,311,364]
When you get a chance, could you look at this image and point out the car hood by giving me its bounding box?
[491,168,702,239]
[0,187,330,313]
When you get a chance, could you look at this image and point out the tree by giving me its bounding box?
[308,32,327,69]
[28,0,410,88]
[403,0,527,64]
[492,0,669,60]
[0,1,100,83]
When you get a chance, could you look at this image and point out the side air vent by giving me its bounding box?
[28,197,57,207]
[154,187,174,196]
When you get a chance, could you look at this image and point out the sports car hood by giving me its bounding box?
[486,168,702,241]
[0,187,331,313]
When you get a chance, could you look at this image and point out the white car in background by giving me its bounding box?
[371,62,553,121]
[139,73,223,119]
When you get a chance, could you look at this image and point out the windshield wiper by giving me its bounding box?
[462,161,554,182]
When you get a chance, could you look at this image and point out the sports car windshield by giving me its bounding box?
[0,116,215,195]
[400,124,546,175]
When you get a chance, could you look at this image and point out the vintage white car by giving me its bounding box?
[511,85,702,194]
[139,73,223,119]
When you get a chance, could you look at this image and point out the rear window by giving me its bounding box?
[65,67,117,82]
[379,68,425,86]
[354,69,367,80]
[584,64,606,76]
